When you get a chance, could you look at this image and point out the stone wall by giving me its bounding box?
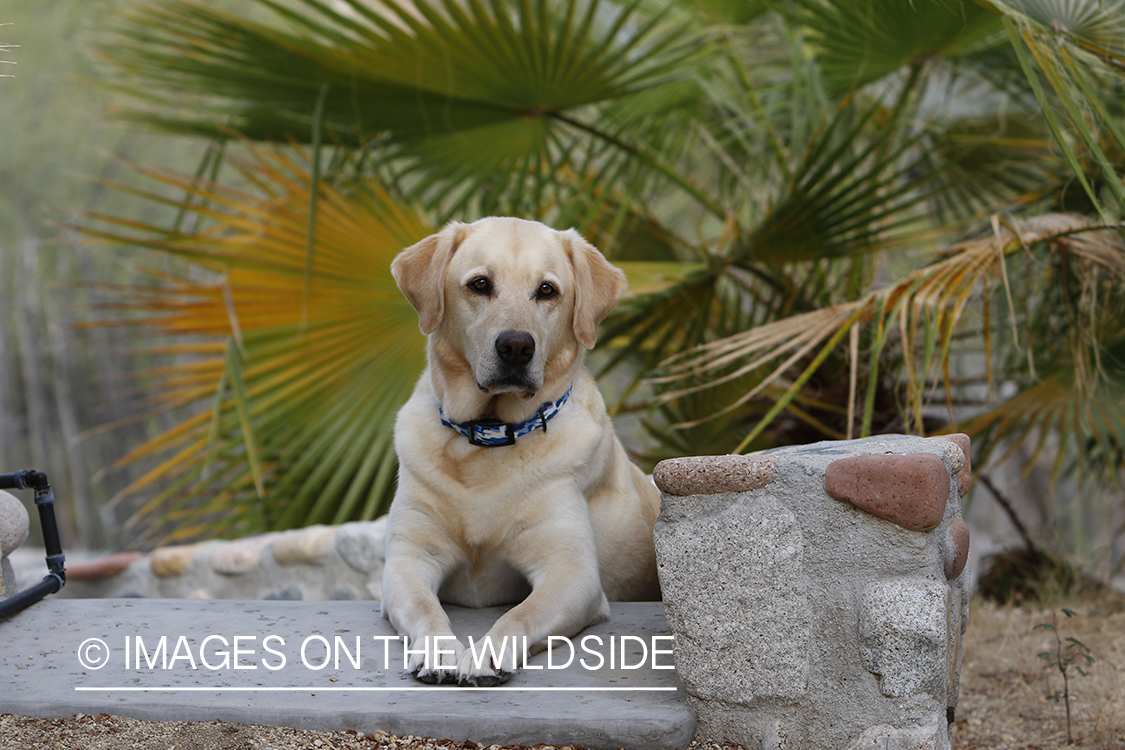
[652,434,972,750]
[10,518,387,603]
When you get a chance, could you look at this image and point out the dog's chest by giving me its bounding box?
[431,418,596,487]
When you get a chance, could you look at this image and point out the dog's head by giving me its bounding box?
[391,217,626,399]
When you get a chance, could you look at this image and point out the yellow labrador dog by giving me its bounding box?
[383,217,661,686]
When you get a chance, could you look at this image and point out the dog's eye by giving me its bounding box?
[536,282,557,300]
[468,277,492,295]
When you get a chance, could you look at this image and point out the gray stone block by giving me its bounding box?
[657,495,810,704]
[0,490,30,559]
[653,434,969,750]
[335,519,387,574]
[860,580,948,698]
[846,720,947,750]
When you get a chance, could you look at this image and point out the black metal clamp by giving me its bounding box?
[0,470,66,620]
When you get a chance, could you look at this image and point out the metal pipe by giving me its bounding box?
[0,470,67,620]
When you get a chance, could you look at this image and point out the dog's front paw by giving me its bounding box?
[455,648,512,687]
[406,637,463,684]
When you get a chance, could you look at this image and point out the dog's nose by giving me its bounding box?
[495,330,535,366]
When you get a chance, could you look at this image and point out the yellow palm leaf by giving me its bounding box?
[85,142,432,543]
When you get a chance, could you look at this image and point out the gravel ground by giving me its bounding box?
[0,717,742,750]
[3,600,1123,749]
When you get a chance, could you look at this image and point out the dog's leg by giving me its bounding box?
[381,534,465,684]
[455,521,610,685]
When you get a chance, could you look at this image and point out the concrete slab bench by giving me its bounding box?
[0,598,693,750]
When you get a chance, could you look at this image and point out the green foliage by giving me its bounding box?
[0,1,237,549]
[796,0,1006,91]
[82,0,1125,546]
[99,0,703,216]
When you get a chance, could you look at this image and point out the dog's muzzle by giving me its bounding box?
[478,329,540,394]
[495,330,535,367]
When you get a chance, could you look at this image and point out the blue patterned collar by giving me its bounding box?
[440,384,573,447]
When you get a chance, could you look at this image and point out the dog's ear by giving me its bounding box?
[565,230,627,349]
[391,222,466,335]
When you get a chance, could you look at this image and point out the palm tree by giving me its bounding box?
[86,0,1124,565]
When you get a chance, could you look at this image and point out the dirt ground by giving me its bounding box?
[2,599,1123,750]
[952,599,1125,749]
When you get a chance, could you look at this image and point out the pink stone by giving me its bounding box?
[65,552,145,581]
[824,453,950,532]
[943,433,972,496]
[271,526,336,565]
[210,534,276,576]
[653,455,775,497]
[945,519,970,579]
[150,545,197,577]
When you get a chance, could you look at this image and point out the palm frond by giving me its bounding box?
[796,0,1006,92]
[690,0,778,25]
[653,213,1125,460]
[918,110,1063,220]
[83,142,431,543]
[959,368,1125,486]
[98,0,704,205]
[733,101,941,264]
[80,0,1125,552]
[978,0,1125,216]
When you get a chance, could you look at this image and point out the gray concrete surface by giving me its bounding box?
[0,598,693,750]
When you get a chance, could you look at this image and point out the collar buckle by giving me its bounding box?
[467,419,516,447]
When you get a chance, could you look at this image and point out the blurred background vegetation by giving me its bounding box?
[1,0,201,550]
[2,0,1123,595]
